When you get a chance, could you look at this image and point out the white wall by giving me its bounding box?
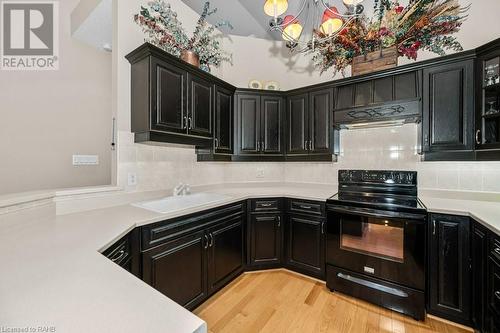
[0,0,112,195]
[113,0,500,193]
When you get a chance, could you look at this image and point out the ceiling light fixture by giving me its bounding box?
[264,0,364,53]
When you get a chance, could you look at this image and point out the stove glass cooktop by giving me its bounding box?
[328,192,426,211]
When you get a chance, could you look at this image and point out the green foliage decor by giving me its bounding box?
[134,1,232,72]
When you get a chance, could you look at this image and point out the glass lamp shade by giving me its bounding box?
[264,0,288,17]
[343,0,362,6]
[281,15,303,42]
[320,7,343,35]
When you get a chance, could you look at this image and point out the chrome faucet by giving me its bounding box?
[173,183,191,196]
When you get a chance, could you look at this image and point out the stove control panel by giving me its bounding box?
[339,170,417,185]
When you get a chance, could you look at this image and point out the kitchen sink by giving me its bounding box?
[132,192,231,214]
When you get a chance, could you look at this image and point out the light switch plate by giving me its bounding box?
[72,155,99,166]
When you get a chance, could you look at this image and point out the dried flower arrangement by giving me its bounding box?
[134,1,232,72]
[311,0,470,76]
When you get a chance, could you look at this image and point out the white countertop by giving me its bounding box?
[0,183,499,332]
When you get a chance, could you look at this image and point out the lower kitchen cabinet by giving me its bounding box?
[142,230,208,309]
[472,221,489,332]
[207,216,245,293]
[285,214,325,279]
[141,202,245,310]
[428,214,471,325]
[248,213,283,268]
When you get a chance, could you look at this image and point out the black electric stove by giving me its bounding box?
[325,170,428,320]
[327,170,427,214]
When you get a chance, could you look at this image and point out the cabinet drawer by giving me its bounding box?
[141,203,245,250]
[250,198,282,212]
[103,234,132,268]
[488,257,500,317]
[490,235,500,262]
[288,199,325,216]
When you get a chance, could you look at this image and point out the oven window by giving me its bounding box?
[340,216,404,262]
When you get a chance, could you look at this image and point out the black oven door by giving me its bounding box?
[326,205,426,291]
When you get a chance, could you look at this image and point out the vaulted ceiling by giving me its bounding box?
[180,0,307,40]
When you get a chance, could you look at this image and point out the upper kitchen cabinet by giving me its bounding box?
[213,85,234,155]
[126,43,235,146]
[475,39,500,160]
[286,88,336,161]
[198,84,235,161]
[421,59,475,161]
[333,70,422,128]
[234,90,285,161]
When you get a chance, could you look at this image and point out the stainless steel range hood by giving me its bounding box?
[333,99,421,130]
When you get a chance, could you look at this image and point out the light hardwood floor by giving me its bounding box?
[194,270,472,333]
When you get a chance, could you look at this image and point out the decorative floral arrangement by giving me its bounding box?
[134,1,232,72]
[311,0,469,75]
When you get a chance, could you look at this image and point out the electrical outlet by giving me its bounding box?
[127,173,137,186]
[256,168,265,179]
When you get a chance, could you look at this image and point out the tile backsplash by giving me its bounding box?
[117,124,500,193]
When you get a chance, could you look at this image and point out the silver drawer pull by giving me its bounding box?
[300,205,312,209]
[495,291,500,300]
[260,203,273,207]
[111,249,127,263]
[494,247,500,256]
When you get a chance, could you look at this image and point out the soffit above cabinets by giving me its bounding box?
[71,0,113,52]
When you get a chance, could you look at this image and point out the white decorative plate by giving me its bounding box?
[264,81,280,91]
[248,80,263,89]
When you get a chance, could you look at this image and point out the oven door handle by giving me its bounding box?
[327,204,426,221]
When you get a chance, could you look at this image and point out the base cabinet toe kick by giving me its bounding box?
[101,197,499,331]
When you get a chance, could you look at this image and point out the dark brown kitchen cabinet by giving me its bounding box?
[428,214,471,325]
[207,217,244,293]
[286,89,334,160]
[487,233,500,333]
[285,214,325,279]
[141,202,245,310]
[235,91,284,158]
[475,39,500,161]
[472,222,488,332]
[187,73,213,138]
[102,230,140,277]
[151,57,187,135]
[142,230,208,309]
[287,93,309,155]
[309,89,334,155]
[126,43,235,146]
[214,86,233,154]
[422,60,475,160]
[249,213,283,268]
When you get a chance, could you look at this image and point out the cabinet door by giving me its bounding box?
[428,214,471,325]
[309,89,333,155]
[286,214,325,278]
[151,58,187,134]
[237,94,261,155]
[422,60,474,153]
[261,96,283,154]
[207,216,244,294]
[214,86,233,154]
[188,74,213,138]
[250,214,282,266]
[472,222,488,332]
[142,230,207,310]
[286,93,309,155]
